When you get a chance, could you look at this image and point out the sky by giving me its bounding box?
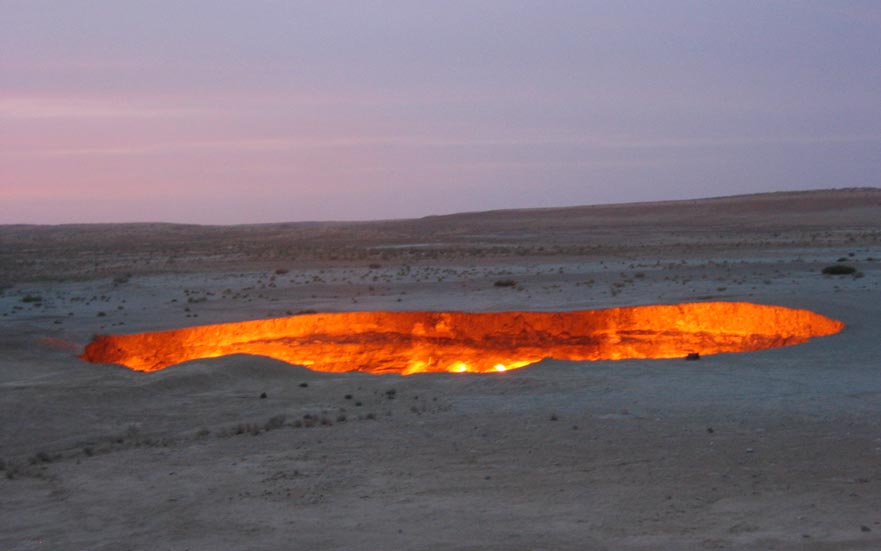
[2,1,880,224]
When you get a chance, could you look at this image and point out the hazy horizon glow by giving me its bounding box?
[3,1,880,224]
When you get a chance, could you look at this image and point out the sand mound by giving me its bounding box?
[139,354,327,393]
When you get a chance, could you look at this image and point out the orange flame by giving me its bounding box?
[80,302,843,375]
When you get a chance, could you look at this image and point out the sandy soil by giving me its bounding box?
[1,189,880,550]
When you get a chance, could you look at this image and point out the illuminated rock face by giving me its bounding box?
[80,302,844,375]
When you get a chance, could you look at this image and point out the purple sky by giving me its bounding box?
[2,1,880,224]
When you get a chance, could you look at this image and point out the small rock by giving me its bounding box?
[299,382,308,388]
[707,427,714,434]
[861,525,872,532]
[259,392,267,399]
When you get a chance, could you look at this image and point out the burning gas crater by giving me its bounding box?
[80,302,843,375]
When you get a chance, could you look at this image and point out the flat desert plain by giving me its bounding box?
[2,188,881,550]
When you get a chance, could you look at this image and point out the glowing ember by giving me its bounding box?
[80,302,843,375]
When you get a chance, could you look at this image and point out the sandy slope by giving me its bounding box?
[1,189,880,550]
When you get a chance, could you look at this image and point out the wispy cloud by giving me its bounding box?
[4,132,880,159]
[0,96,199,120]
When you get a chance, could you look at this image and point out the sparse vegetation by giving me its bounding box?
[232,423,261,436]
[29,451,52,465]
[493,279,517,287]
[263,414,286,431]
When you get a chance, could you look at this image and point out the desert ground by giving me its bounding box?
[1,188,881,550]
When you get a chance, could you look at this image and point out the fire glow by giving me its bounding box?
[79,302,844,375]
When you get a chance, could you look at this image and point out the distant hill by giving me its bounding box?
[2,188,879,282]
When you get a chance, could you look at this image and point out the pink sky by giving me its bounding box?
[2,1,880,224]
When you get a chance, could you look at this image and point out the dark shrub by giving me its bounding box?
[822,265,857,275]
